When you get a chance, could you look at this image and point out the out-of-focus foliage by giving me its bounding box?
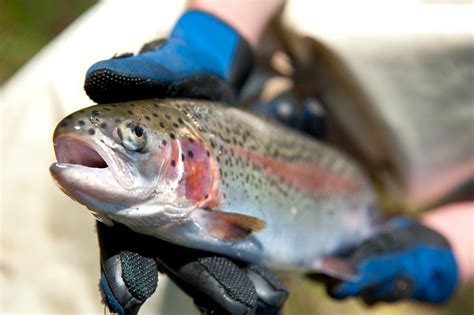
[0,0,95,83]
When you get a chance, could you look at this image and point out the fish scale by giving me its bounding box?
[51,99,380,275]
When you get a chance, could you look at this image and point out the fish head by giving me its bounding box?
[50,100,207,223]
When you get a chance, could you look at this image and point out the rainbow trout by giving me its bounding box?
[50,99,379,277]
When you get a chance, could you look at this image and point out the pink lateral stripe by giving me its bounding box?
[234,147,361,196]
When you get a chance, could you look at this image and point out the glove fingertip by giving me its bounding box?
[100,271,126,315]
[328,280,363,300]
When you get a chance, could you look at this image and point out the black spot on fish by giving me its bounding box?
[79,110,86,114]
[127,110,133,115]
[210,139,216,148]
[100,122,107,129]
[178,118,184,124]
[216,156,220,163]
[153,103,159,108]
[117,128,123,140]
[165,114,171,120]
[60,122,68,128]
[115,119,121,123]
[161,139,167,146]
[188,138,194,143]
[65,116,73,120]
[159,122,165,128]
[110,104,117,108]
[171,160,176,167]
[130,103,135,107]
[92,110,100,116]
[188,150,194,158]
[152,113,158,117]
[206,151,210,157]
[77,120,85,126]
[173,123,179,128]
[170,133,176,139]
[103,107,111,111]
[145,116,151,121]
[88,128,95,135]
[181,154,185,161]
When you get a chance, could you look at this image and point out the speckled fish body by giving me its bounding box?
[50,99,378,274]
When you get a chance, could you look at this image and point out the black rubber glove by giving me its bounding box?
[97,222,288,315]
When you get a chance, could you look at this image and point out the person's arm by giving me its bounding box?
[188,0,284,47]
[422,202,474,283]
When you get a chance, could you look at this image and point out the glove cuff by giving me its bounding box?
[171,10,254,91]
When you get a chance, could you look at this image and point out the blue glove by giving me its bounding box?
[85,10,253,103]
[328,218,458,304]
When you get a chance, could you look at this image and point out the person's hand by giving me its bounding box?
[85,9,288,315]
[324,218,458,305]
[84,10,252,104]
[97,222,288,315]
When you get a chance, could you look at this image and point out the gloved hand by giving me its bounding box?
[87,10,287,314]
[85,10,253,104]
[325,218,458,305]
[97,222,288,315]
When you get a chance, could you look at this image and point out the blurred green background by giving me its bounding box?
[1,1,472,314]
[0,0,95,83]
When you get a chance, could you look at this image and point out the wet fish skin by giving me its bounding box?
[50,99,378,273]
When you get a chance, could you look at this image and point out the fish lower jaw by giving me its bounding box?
[50,162,152,212]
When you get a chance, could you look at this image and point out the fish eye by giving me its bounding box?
[118,121,147,151]
[133,125,144,137]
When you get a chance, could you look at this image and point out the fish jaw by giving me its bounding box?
[50,134,155,214]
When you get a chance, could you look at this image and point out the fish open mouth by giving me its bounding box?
[50,134,137,212]
[51,134,137,203]
[55,137,108,168]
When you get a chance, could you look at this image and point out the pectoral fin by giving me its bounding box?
[311,256,357,281]
[191,208,266,241]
